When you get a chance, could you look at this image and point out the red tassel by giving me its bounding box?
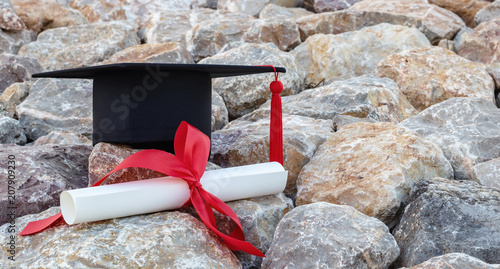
[269,70,283,165]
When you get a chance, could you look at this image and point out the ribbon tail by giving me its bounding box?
[18,212,63,236]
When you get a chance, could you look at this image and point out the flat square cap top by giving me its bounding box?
[32,63,286,79]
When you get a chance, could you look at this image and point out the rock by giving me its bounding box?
[393,178,500,267]
[472,158,500,190]
[212,90,229,131]
[296,122,453,227]
[348,0,466,44]
[428,0,490,27]
[18,21,140,71]
[198,43,304,118]
[33,131,92,146]
[0,144,92,224]
[291,23,430,87]
[332,114,377,131]
[376,46,495,111]
[457,18,500,64]
[400,97,500,180]
[11,0,88,33]
[212,115,333,198]
[102,42,194,64]
[412,253,500,269]
[259,3,314,20]
[302,0,363,13]
[0,53,41,94]
[242,75,417,123]
[261,202,400,269]
[475,0,500,26]
[17,78,93,141]
[0,114,26,144]
[0,0,25,30]
[0,82,30,118]
[218,0,302,17]
[488,65,500,106]
[437,39,455,51]
[0,28,35,54]
[1,207,241,268]
[243,18,301,51]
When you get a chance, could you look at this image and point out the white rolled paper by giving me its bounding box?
[60,162,288,224]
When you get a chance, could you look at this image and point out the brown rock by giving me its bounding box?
[218,0,302,17]
[103,42,194,64]
[457,18,500,64]
[0,0,25,30]
[296,122,454,227]
[243,18,301,51]
[376,46,495,111]
[0,82,29,118]
[428,0,490,27]
[259,3,314,20]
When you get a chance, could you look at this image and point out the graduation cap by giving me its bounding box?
[32,63,286,153]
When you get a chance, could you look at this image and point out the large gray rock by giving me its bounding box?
[0,28,35,54]
[0,144,92,224]
[211,114,333,198]
[411,253,500,269]
[457,18,500,64]
[0,53,41,94]
[17,78,93,141]
[393,178,500,267]
[33,131,92,146]
[102,42,194,64]
[259,3,314,20]
[400,97,500,180]
[475,0,500,26]
[303,0,363,13]
[18,21,140,71]
[1,207,241,268]
[243,18,302,51]
[0,114,26,144]
[0,0,25,30]
[262,202,400,269]
[218,0,302,17]
[291,23,430,87]
[472,157,500,190]
[199,43,304,118]
[296,122,454,227]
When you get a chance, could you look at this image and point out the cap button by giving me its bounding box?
[270,80,283,94]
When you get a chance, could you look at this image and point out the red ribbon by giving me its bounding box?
[19,121,265,257]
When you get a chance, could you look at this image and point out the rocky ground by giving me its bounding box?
[1,0,500,268]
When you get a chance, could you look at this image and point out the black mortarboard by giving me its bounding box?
[32,63,286,152]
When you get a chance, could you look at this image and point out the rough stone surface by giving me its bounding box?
[475,0,500,26]
[242,75,417,123]
[0,114,26,144]
[291,23,430,87]
[0,0,25,30]
[243,18,301,51]
[0,28,35,54]
[411,253,500,269]
[393,178,500,267]
[259,3,314,20]
[218,0,302,17]
[428,0,490,27]
[332,114,377,131]
[211,114,333,197]
[472,157,500,190]
[18,20,140,71]
[457,18,500,64]
[33,131,92,146]
[296,122,453,227]
[1,207,241,268]
[212,90,229,131]
[17,78,93,141]
[303,0,363,13]
[11,0,88,33]
[0,53,41,94]
[0,144,92,224]
[102,42,194,64]
[199,43,304,118]
[0,82,30,118]
[261,202,400,269]
[376,46,496,111]
[400,97,500,180]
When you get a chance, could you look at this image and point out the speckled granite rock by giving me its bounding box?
[11,0,88,33]
[0,82,30,118]
[0,0,25,30]
[472,157,500,190]
[212,90,229,131]
[349,0,465,44]
[33,131,92,146]
[0,114,26,144]
[376,46,495,111]
[291,23,430,86]
[303,0,363,12]
[211,114,333,197]
[0,53,41,94]
[428,0,490,27]
[18,20,140,71]
[102,42,194,64]
[199,43,304,118]
[0,28,35,54]
[457,18,500,64]
[0,144,91,224]
[218,0,302,17]
[475,0,500,26]
[262,202,400,268]
[259,3,313,20]
[17,78,93,141]
[400,97,500,180]
[411,253,500,269]
[393,178,500,267]
[1,207,241,268]
[296,122,453,227]
[243,18,301,51]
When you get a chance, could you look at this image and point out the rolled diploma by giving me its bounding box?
[60,162,287,224]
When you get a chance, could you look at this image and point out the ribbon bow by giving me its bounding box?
[20,121,265,257]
